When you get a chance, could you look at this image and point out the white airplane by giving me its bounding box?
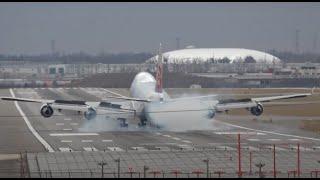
[1,44,313,128]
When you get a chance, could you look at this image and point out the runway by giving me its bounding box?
[1,87,320,177]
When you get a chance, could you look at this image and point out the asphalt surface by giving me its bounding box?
[1,87,320,177]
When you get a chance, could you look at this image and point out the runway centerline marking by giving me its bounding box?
[50,133,99,136]
[162,134,171,138]
[10,88,55,152]
[56,123,64,126]
[216,120,320,142]
[131,147,148,151]
[61,140,72,143]
[63,129,73,131]
[243,146,260,151]
[172,137,181,141]
[81,140,93,142]
[107,147,124,151]
[102,139,113,142]
[83,147,98,151]
[247,139,260,141]
[59,147,73,152]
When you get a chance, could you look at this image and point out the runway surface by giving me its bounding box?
[1,87,320,177]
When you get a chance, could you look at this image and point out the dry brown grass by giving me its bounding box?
[299,120,320,133]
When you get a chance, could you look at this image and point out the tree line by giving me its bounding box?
[0,50,320,64]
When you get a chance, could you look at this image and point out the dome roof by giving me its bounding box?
[146,48,281,64]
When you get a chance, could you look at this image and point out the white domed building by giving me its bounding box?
[146,48,281,64]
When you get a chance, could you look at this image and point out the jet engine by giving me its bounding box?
[207,109,216,118]
[250,103,263,116]
[40,104,54,118]
[84,107,97,120]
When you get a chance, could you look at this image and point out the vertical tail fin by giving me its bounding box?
[155,43,163,93]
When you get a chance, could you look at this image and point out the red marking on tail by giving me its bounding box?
[155,62,163,93]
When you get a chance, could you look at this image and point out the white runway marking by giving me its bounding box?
[59,147,73,152]
[162,134,171,138]
[172,137,181,141]
[268,139,281,141]
[10,89,55,152]
[70,123,78,126]
[102,139,113,142]
[266,146,287,151]
[131,147,148,151]
[56,123,64,126]
[216,120,320,142]
[155,132,162,135]
[107,147,124,151]
[312,146,320,150]
[288,146,312,151]
[288,139,301,141]
[243,146,260,151]
[154,146,170,151]
[81,140,93,142]
[217,146,236,150]
[50,133,99,136]
[63,129,73,131]
[177,144,194,150]
[83,147,98,151]
[214,131,266,135]
[64,118,72,121]
[181,140,192,144]
[61,140,72,143]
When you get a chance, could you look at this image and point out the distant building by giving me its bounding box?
[146,48,281,64]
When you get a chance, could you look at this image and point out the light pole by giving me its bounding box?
[203,158,209,178]
[143,165,149,178]
[97,161,107,178]
[114,158,120,178]
[255,161,265,178]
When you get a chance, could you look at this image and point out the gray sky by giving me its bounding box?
[0,2,320,55]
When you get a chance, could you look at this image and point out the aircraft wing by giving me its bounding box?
[103,96,151,102]
[0,97,136,112]
[167,95,218,102]
[1,97,54,104]
[215,93,311,112]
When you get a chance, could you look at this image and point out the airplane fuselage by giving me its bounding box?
[130,72,169,102]
[129,72,169,121]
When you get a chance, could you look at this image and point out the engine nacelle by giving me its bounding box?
[40,104,54,118]
[84,107,97,120]
[207,109,216,119]
[250,103,264,116]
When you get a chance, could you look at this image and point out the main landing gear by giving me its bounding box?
[117,118,128,128]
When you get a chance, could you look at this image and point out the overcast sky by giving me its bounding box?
[0,2,320,55]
